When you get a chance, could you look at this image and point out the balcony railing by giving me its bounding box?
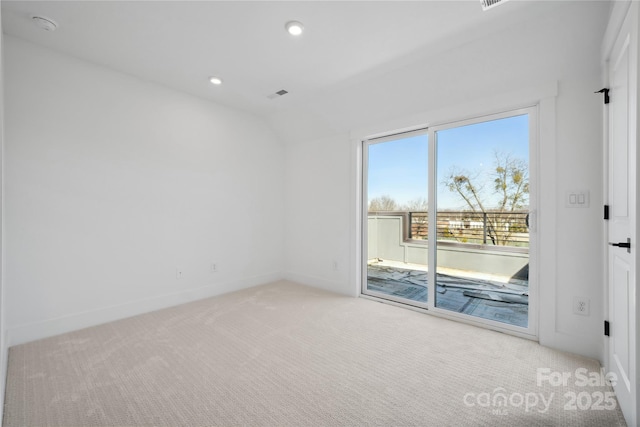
[369,210,529,248]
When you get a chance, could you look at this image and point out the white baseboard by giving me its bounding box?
[539,331,603,364]
[7,272,283,347]
[283,271,356,297]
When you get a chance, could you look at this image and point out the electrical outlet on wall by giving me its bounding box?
[176,267,183,280]
[573,296,590,316]
[210,262,218,273]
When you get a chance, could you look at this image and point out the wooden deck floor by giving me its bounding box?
[366,264,528,328]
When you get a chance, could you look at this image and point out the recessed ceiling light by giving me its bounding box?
[32,16,58,32]
[285,21,304,36]
[209,76,223,86]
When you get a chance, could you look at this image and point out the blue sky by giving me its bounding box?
[367,114,529,210]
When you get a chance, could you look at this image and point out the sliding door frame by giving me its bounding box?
[361,128,429,309]
[360,106,539,339]
[427,106,538,337]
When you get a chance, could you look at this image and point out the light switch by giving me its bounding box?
[566,190,590,208]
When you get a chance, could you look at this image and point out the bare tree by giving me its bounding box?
[442,152,529,245]
[402,197,428,212]
[493,153,529,212]
[368,195,399,211]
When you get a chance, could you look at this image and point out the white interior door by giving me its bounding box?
[607,4,638,425]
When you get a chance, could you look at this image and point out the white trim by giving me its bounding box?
[428,106,534,134]
[358,295,536,342]
[351,82,557,143]
[601,53,611,371]
[8,272,283,346]
[364,289,429,310]
[428,124,437,318]
[528,104,540,340]
[602,4,639,424]
[535,96,561,350]
[360,293,431,314]
[355,86,556,341]
[350,132,363,298]
[361,137,370,301]
[0,5,7,422]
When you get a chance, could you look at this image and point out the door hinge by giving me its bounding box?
[604,320,610,337]
[595,88,610,104]
[604,205,610,220]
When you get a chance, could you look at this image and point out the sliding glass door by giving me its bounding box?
[364,130,429,307]
[363,108,536,335]
[432,112,531,329]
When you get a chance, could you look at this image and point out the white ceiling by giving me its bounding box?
[1,1,572,119]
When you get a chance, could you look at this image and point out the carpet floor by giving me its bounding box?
[2,281,628,426]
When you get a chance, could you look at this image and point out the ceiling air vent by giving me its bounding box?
[480,0,510,11]
[267,89,289,100]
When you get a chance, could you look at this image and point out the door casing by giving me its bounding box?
[360,107,538,339]
[604,3,638,425]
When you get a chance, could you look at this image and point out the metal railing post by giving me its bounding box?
[483,212,488,244]
[409,211,413,239]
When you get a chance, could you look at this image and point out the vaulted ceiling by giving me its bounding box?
[2,1,612,143]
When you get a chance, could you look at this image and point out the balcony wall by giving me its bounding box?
[368,215,528,280]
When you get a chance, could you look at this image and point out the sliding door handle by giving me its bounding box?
[609,238,631,253]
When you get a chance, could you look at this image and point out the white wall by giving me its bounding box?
[0,5,7,423]
[2,1,612,363]
[284,1,610,360]
[4,36,285,345]
[284,134,353,296]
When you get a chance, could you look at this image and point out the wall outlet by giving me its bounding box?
[176,267,183,280]
[573,296,590,316]
[210,262,218,273]
[332,260,339,271]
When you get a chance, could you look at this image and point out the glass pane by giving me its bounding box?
[365,133,429,304]
[435,115,529,327]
